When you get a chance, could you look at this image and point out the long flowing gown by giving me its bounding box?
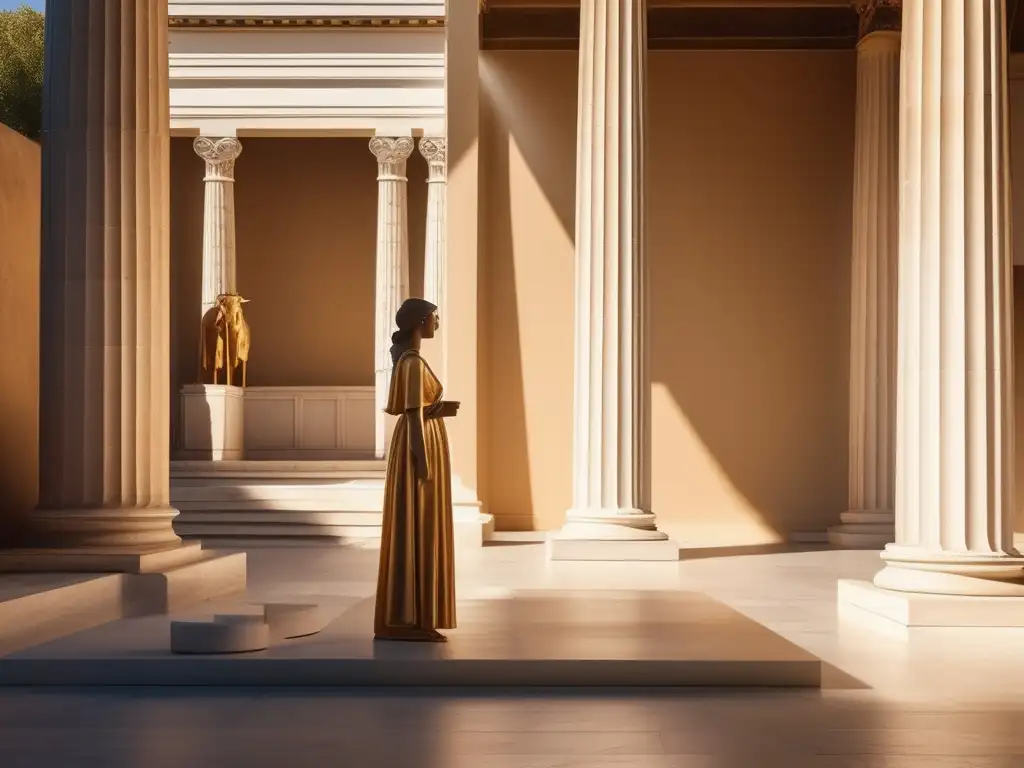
[374,349,456,634]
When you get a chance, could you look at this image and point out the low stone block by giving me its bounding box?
[170,615,269,654]
[260,602,335,640]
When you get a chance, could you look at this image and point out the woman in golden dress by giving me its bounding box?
[374,298,459,642]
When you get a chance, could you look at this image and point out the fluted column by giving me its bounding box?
[420,137,447,380]
[194,136,242,321]
[370,137,413,459]
[550,0,675,560]
[33,1,179,549]
[874,0,1024,596]
[828,1,901,549]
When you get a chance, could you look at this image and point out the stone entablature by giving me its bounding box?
[168,25,445,136]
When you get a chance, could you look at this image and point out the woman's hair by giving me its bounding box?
[390,297,437,366]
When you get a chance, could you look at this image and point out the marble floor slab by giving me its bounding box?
[0,588,819,686]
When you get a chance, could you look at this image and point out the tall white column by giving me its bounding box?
[194,137,242,320]
[30,1,179,549]
[370,137,413,459]
[549,0,676,561]
[829,1,901,549]
[420,137,447,381]
[874,0,1024,596]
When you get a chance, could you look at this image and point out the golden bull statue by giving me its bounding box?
[199,293,251,387]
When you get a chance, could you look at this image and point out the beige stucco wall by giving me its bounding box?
[170,137,428,433]
[0,125,40,542]
[480,50,856,543]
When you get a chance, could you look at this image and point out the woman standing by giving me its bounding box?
[374,298,459,642]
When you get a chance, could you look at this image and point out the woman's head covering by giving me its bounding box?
[390,298,437,365]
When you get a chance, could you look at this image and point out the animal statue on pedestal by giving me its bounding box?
[199,294,251,387]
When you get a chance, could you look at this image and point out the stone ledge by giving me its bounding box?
[547,536,681,562]
[0,541,206,574]
[838,578,1024,627]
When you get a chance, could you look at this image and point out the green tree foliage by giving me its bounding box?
[0,5,44,141]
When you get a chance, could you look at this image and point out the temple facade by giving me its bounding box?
[11,0,1024,599]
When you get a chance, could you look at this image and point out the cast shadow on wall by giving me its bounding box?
[481,50,856,542]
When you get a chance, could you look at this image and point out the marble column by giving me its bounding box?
[194,137,243,320]
[32,1,179,549]
[828,1,901,549]
[370,137,413,459]
[873,0,1024,596]
[419,137,447,379]
[549,0,676,560]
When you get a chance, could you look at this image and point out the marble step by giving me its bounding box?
[171,459,385,481]
[175,522,381,539]
[174,510,382,526]
[171,480,385,512]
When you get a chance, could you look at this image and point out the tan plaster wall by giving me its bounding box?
[0,125,39,541]
[480,50,856,543]
[170,137,428,435]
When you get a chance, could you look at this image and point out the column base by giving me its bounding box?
[24,507,183,550]
[548,516,679,561]
[826,509,894,549]
[873,545,1024,597]
[179,384,245,461]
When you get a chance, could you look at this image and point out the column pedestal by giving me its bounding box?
[549,0,677,562]
[839,0,1024,625]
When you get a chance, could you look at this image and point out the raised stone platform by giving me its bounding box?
[547,537,681,562]
[0,544,247,643]
[0,589,820,687]
[839,578,1024,627]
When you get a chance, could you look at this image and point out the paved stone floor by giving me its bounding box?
[2,539,1024,766]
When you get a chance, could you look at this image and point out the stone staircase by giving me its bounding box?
[170,460,387,548]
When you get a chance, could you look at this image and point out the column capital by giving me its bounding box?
[419,137,447,182]
[369,137,414,180]
[853,0,901,39]
[194,136,243,181]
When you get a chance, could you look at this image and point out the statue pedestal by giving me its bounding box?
[180,384,245,461]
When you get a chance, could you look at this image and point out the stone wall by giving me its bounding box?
[0,124,39,543]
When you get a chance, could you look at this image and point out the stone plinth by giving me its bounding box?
[179,384,245,461]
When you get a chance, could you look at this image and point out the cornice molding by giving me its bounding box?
[169,17,443,28]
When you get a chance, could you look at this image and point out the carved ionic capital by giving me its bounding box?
[369,136,415,180]
[418,137,447,182]
[853,0,902,40]
[193,136,243,181]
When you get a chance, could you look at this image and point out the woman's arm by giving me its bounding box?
[408,407,430,481]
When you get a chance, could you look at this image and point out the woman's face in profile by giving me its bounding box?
[421,311,439,339]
